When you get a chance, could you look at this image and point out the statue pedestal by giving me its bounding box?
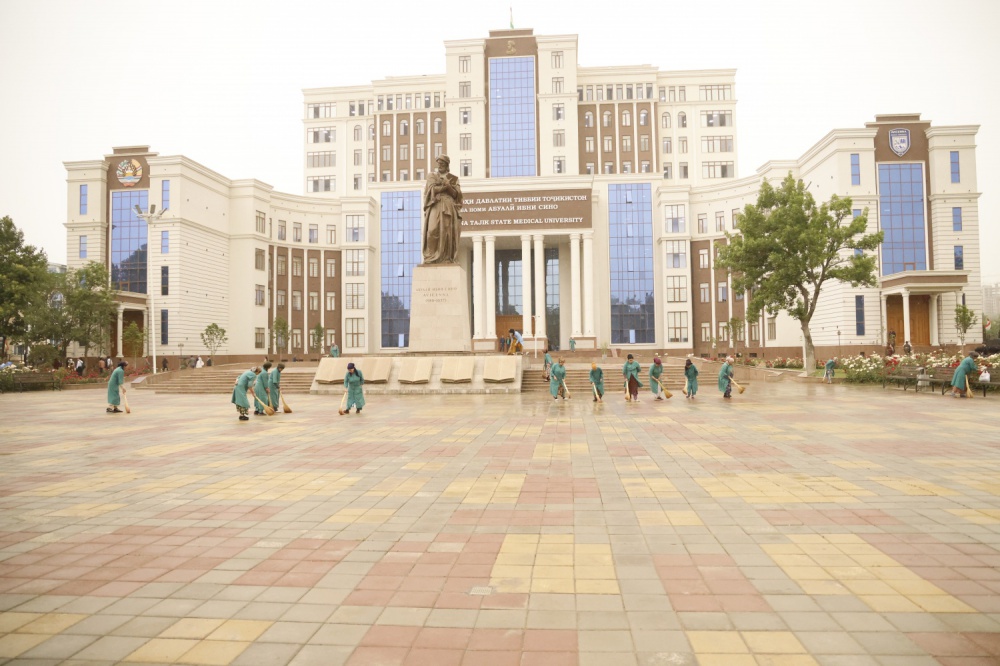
[409,264,471,353]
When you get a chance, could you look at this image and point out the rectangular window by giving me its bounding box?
[459,55,470,73]
[553,157,565,174]
[309,224,318,243]
[767,317,777,340]
[585,163,594,175]
[679,162,688,179]
[553,129,565,147]
[416,144,425,160]
[678,137,688,153]
[954,245,964,270]
[700,322,711,342]
[277,289,286,307]
[952,207,963,231]
[346,249,365,276]
[160,265,169,296]
[699,85,732,101]
[255,211,266,234]
[699,283,710,303]
[79,184,88,215]
[701,111,733,127]
[255,248,265,270]
[292,257,302,276]
[161,230,169,253]
[851,153,861,186]
[255,327,265,349]
[732,208,740,229]
[701,136,734,153]
[855,295,865,336]
[460,107,471,124]
[461,159,471,177]
[278,220,286,241]
[277,255,286,276]
[585,136,594,153]
[667,312,689,343]
[603,136,613,152]
[699,248,709,269]
[308,127,335,143]
[306,151,336,168]
[325,258,336,278]
[665,240,686,268]
[553,103,565,120]
[460,133,471,150]
[621,136,632,152]
[717,283,728,302]
[162,181,170,212]
[307,176,334,192]
[326,292,336,311]
[347,215,365,242]
[309,291,319,311]
[459,81,471,97]
[702,161,735,178]
[489,56,537,177]
[292,291,302,311]
[345,318,364,348]
[608,183,655,344]
[292,328,302,349]
[950,151,960,183]
[698,215,708,234]
[345,283,365,309]
[255,284,264,306]
[718,322,729,342]
[639,135,649,152]
[662,164,672,179]
[552,77,564,94]
[308,257,319,278]
[715,211,725,232]
[878,163,927,275]
[750,322,760,341]
[160,309,169,346]
[666,276,687,302]
[551,51,563,68]
[293,223,302,242]
[327,226,337,244]
[78,235,87,259]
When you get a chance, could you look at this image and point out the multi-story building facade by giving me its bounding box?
[63,29,983,362]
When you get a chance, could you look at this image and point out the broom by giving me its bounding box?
[338,390,348,415]
[561,378,571,399]
[122,389,131,414]
[731,378,746,395]
[966,376,974,399]
[653,376,673,399]
[280,392,292,413]
[254,394,275,416]
[592,382,601,402]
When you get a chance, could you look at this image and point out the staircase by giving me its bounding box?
[521,363,686,395]
[136,367,316,395]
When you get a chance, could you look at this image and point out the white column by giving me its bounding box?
[929,294,939,346]
[116,306,124,359]
[485,236,496,339]
[472,235,484,339]
[583,231,595,337]
[902,290,911,349]
[533,234,546,344]
[520,234,532,338]
[570,232,582,337]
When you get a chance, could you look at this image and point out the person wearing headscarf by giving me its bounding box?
[270,363,285,410]
[622,354,642,402]
[342,362,365,414]
[719,356,735,399]
[684,358,699,399]
[253,361,273,415]
[589,362,604,402]
[549,357,568,400]
[649,357,665,400]
[543,349,553,380]
[106,360,128,413]
[232,366,261,421]
[950,351,980,398]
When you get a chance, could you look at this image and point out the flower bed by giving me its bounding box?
[839,351,998,384]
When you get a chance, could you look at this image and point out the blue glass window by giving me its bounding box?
[79,184,88,215]
[609,183,655,344]
[954,245,964,270]
[950,151,960,183]
[545,248,560,348]
[111,190,149,293]
[160,309,168,346]
[952,207,962,231]
[489,56,536,177]
[161,230,169,254]
[79,235,87,259]
[162,180,170,210]
[878,164,926,276]
[495,250,523,315]
[855,295,865,336]
[380,191,421,348]
[161,265,169,296]
[850,154,860,186]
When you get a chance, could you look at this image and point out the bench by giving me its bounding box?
[13,373,60,392]
[882,365,920,391]
[968,376,1000,398]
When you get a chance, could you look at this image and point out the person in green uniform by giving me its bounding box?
[719,356,734,399]
[543,350,553,380]
[106,360,127,413]
[342,362,365,414]
[950,351,979,398]
[270,363,285,410]
[253,361,273,415]
[622,354,642,402]
[589,362,604,402]
[232,366,261,421]
[824,357,837,383]
[549,357,568,400]
[569,338,576,351]
[649,357,665,400]
[684,358,699,399]
[329,343,340,358]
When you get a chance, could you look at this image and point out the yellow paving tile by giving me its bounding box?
[205,620,272,642]
[742,631,806,654]
[687,630,749,654]
[159,618,227,639]
[0,634,49,658]
[15,613,87,634]
[178,640,250,666]
[0,613,42,633]
[126,638,200,663]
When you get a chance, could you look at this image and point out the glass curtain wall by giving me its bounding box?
[489,56,537,177]
[111,190,149,293]
[878,163,926,275]
[609,183,655,344]
[545,248,560,349]
[380,191,422,347]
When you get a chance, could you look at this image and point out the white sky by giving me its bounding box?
[2,0,998,282]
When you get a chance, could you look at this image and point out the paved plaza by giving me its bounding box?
[1,381,1000,665]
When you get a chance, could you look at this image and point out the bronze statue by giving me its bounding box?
[421,155,463,264]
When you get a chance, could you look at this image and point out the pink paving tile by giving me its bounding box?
[468,629,524,651]
[359,576,406,591]
[346,646,409,666]
[667,594,723,612]
[966,632,1000,656]
[361,625,422,647]
[434,592,483,610]
[414,627,473,650]
[344,589,397,606]
[908,632,992,657]
[461,650,520,666]
[388,591,440,608]
[403,648,463,665]
[521,651,578,666]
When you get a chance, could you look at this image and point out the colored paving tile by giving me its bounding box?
[1,381,1000,664]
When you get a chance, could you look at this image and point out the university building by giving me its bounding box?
[63,29,983,362]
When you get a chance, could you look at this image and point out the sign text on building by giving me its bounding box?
[460,189,591,231]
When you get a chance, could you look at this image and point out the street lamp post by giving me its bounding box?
[837,328,842,359]
[133,204,168,374]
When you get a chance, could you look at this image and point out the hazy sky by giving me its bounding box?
[2,0,998,282]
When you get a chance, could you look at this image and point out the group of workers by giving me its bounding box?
[542,352,709,402]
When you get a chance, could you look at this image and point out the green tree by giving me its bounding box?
[0,216,50,358]
[309,323,326,354]
[200,323,228,362]
[65,262,118,362]
[954,304,978,349]
[122,321,147,368]
[717,174,883,374]
[271,316,289,355]
[728,316,745,357]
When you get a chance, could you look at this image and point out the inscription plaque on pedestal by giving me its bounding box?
[408,264,471,352]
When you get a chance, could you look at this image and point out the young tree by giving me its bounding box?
[200,323,228,362]
[64,262,118,362]
[271,316,289,355]
[728,316,745,357]
[717,174,883,374]
[954,303,978,350]
[309,323,326,354]
[0,216,50,358]
[122,321,147,368]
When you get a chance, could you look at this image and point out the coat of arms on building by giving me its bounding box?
[889,128,911,157]
[116,158,143,187]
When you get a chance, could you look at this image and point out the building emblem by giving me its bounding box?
[889,128,911,157]
[115,158,143,187]
[506,40,517,55]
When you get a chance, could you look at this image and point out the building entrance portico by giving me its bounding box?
[880,270,969,350]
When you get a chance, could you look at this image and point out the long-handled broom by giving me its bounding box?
[254,394,275,416]
[122,389,131,414]
[280,393,292,413]
[337,391,349,415]
[731,378,747,395]
[653,376,673,399]
[966,376,974,399]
